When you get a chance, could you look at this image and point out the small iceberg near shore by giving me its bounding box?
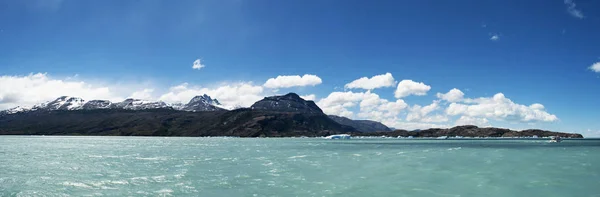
[324,134,351,139]
[549,136,562,143]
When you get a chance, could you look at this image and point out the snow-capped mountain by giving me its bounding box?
[0,106,29,115]
[82,100,112,110]
[115,99,169,110]
[0,94,225,114]
[182,94,225,112]
[168,103,185,110]
[31,96,86,111]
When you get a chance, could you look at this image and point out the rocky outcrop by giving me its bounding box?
[251,93,323,113]
[357,125,584,138]
[328,115,391,132]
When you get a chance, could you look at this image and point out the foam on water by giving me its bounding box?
[1,136,600,196]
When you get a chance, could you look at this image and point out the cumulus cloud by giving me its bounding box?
[445,93,558,123]
[490,34,499,41]
[300,94,316,101]
[589,62,600,73]
[406,101,443,122]
[394,80,431,98]
[344,73,395,90]
[0,73,127,110]
[358,96,408,122]
[158,82,264,109]
[455,116,490,127]
[316,91,408,122]
[263,74,322,89]
[316,91,370,117]
[564,0,585,19]
[129,89,154,100]
[420,115,449,123]
[192,59,205,70]
[436,88,465,102]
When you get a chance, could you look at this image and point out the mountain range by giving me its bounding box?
[0,93,583,138]
[1,94,224,114]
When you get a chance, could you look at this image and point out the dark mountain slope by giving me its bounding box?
[251,93,323,113]
[328,115,391,132]
[0,108,355,137]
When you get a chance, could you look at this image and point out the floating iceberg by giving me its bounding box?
[324,134,351,139]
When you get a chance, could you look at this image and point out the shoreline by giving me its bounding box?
[0,134,592,139]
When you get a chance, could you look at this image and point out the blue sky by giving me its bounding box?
[1,0,599,136]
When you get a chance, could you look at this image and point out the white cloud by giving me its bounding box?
[344,73,395,90]
[263,74,322,89]
[317,91,369,117]
[387,121,449,131]
[420,115,449,123]
[0,73,128,110]
[394,80,431,98]
[406,101,445,122]
[129,89,154,100]
[358,97,408,122]
[316,91,408,120]
[158,82,264,109]
[581,129,600,138]
[300,94,316,101]
[455,116,490,127]
[436,88,465,102]
[490,34,499,41]
[565,0,585,19]
[589,62,600,73]
[446,93,558,123]
[192,59,205,70]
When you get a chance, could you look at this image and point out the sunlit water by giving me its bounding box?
[1,136,599,197]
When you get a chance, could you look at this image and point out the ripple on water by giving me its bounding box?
[288,155,307,159]
[62,181,93,189]
[447,147,462,151]
[151,175,167,183]
[155,189,174,196]
[135,157,168,161]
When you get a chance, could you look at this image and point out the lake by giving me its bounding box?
[1,136,599,196]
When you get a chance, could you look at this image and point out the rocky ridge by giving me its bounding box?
[327,115,392,132]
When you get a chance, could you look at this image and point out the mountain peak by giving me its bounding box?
[182,94,224,112]
[36,96,86,110]
[250,92,323,113]
[282,92,302,99]
[189,94,221,106]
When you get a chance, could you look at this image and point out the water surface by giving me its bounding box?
[1,136,599,196]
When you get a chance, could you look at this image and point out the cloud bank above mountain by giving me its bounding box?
[0,72,560,131]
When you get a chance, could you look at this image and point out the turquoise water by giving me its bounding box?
[1,136,599,197]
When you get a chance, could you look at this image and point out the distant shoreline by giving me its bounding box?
[0,135,590,139]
